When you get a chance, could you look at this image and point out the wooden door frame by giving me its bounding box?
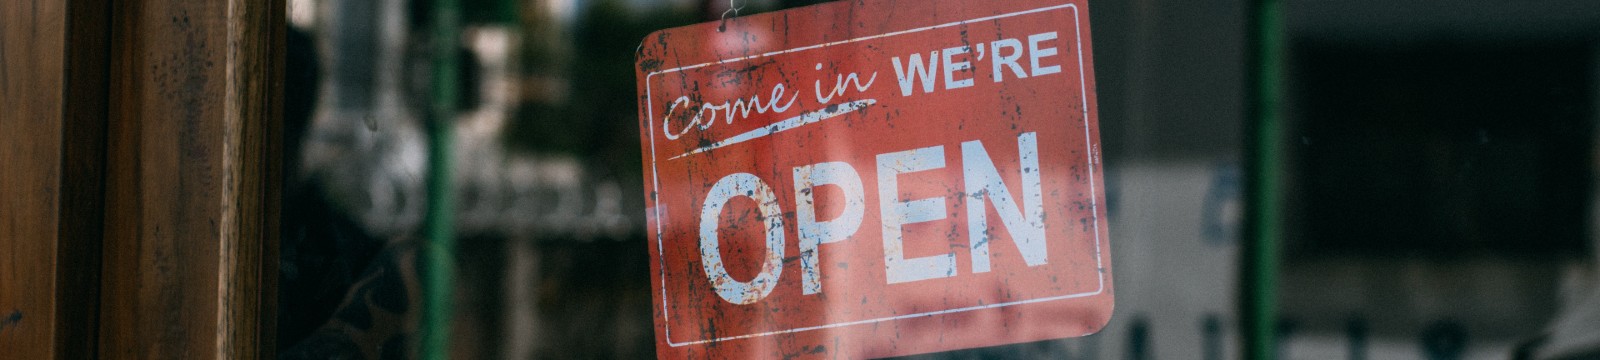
[0,0,112,358]
[1,0,284,358]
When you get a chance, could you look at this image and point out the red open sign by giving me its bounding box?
[635,0,1113,357]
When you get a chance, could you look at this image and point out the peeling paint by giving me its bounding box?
[637,0,1113,358]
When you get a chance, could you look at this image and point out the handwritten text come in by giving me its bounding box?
[661,31,1064,144]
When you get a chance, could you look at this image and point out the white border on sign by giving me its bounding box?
[645,3,1105,347]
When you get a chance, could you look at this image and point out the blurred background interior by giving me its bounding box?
[277,0,1600,358]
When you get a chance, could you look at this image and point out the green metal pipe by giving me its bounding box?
[422,0,461,358]
[1242,0,1285,358]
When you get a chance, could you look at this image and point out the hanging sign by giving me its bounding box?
[635,0,1112,357]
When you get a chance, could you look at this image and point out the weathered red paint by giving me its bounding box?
[636,0,1113,358]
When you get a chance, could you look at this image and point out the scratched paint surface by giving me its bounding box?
[636,0,1113,358]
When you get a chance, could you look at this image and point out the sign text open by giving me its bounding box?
[636,1,1114,357]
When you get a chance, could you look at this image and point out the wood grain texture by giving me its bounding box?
[98,0,282,358]
[0,0,110,358]
[0,1,68,358]
[3,0,277,357]
[100,1,228,356]
[220,0,285,357]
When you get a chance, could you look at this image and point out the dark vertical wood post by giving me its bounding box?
[4,0,280,358]
[58,1,115,358]
[0,0,111,358]
[0,0,68,348]
[96,0,283,358]
[224,0,286,356]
